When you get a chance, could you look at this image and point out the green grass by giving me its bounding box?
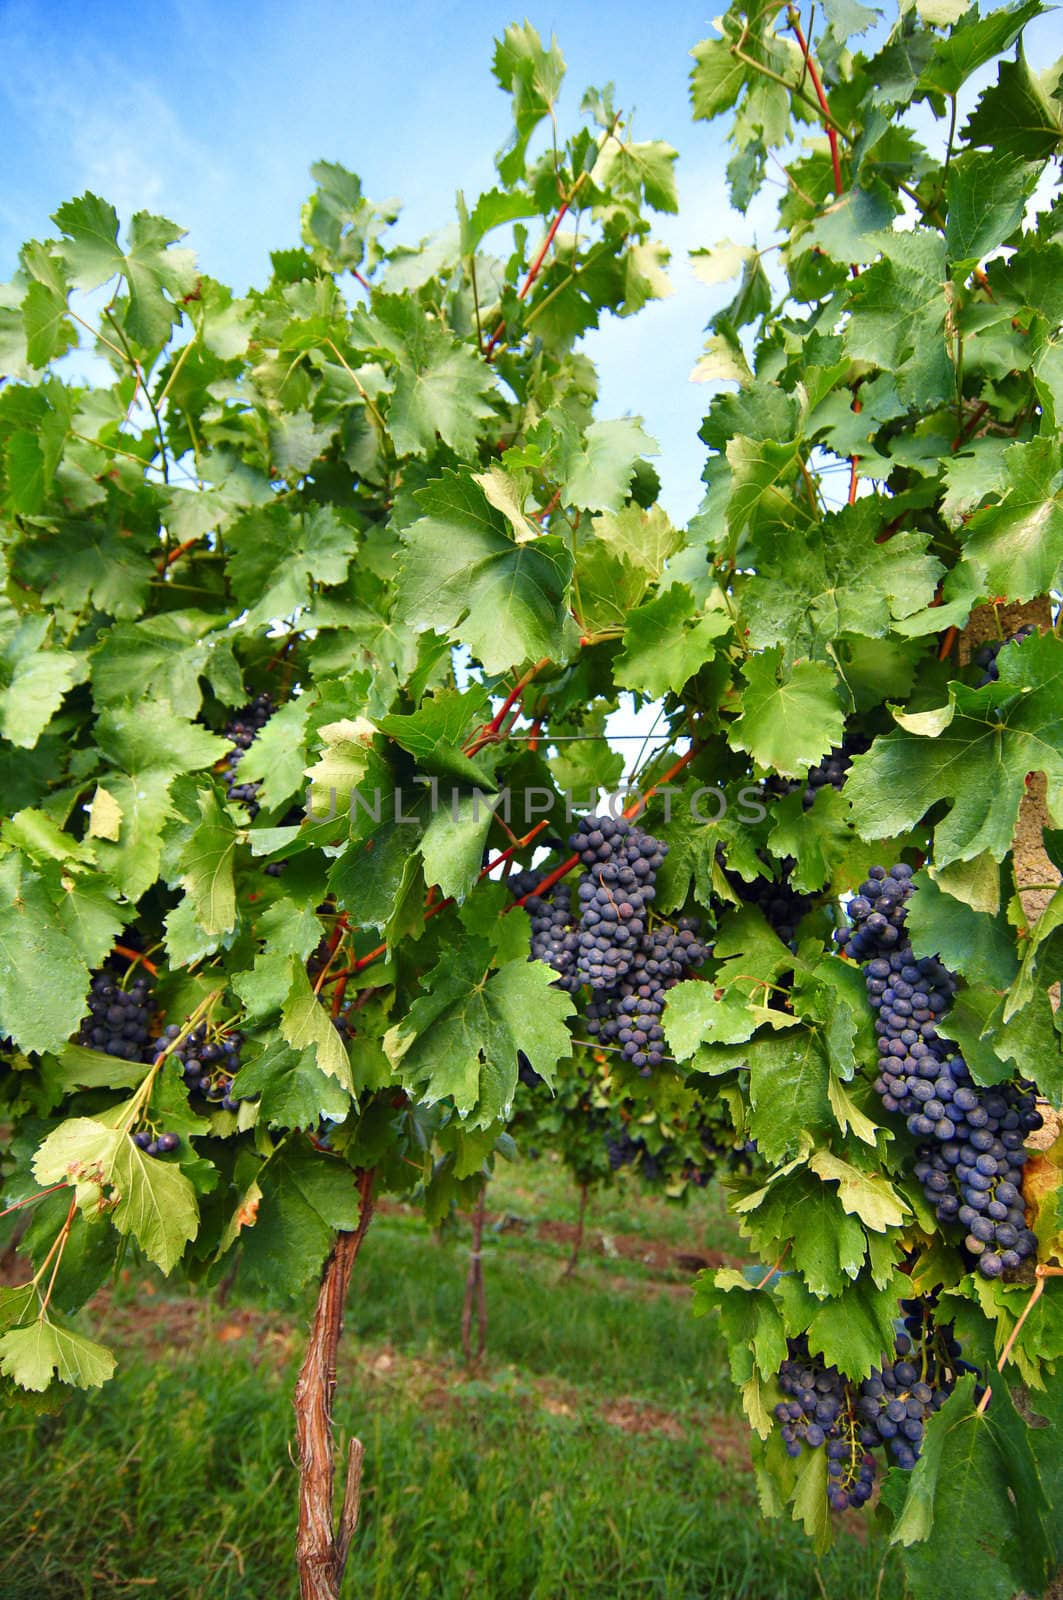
[0,1157,905,1600]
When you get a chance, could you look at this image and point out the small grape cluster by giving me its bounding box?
[839,865,1042,1278]
[79,970,156,1061]
[132,1129,179,1156]
[511,819,709,1069]
[973,625,1035,686]
[766,735,869,811]
[853,1334,951,1472]
[222,693,274,814]
[775,1317,961,1510]
[162,1023,247,1112]
[774,1338,876,1509]
[728,859,814,949]
[509,871,582,994]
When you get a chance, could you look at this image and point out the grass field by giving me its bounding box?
[0,1156,905,1600]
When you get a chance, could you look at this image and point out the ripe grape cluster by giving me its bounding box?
[775,1314,961,1510]
[839,865,1042,1278]
[78,970,156,1061]
[162,1023,247,1112]
[973,625,1035,686]
[511,818,709,1069]
[585,919,708,1070]
[766,735,870,811]
[223,693,274,813]
[727,858,813,949]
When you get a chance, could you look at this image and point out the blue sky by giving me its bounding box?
[1,2,1060,525]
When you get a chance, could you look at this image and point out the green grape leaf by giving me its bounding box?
[590,503,681,577]
[232,1035,351,1130]
[33,1117,198,1273]
[353,295,498,457]
[226,504,358,627]
[741,502,944,653]
[736,1168,868,1298]
[884,1378,1053,1599]
[237,1142,366,1293]
[961,48,1063,162]
[917,0,1043,97]
[91,613,241,719]
[728,648,845,778]
[398,471,576,673]
[945,151,1044,263]
[492,22,566,184]
[376,686,494,788]
[53,195,196,346]
[614,585,731,697]
[0,623,84,749]
[960,437,1063,601]
[280,965,354,1092]
[846,632,1063,864]
[0,1319,115,1392]
[383,957,574,1127]
[0,852,91,1054]
[844,230,952,405]
[22,280,74,369]
[807,1150,909,1232]
[905,870,1019,987]
[777,1267,909,1379]
[176,789,238,937]
[557,417,659,513]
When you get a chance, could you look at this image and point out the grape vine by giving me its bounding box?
[0,7,1061,1600]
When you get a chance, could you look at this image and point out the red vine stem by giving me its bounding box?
[464,657,551,757]
[482,117,618,361]
[788,9,862,501]
[788,9,842,196]
[484,201,573,359]
[974,1264,1062,1416]
[754,1240,792,1288]
[155,536,200,574]
[534,488,562,523]
[113,944,159,977]
[0,1183,68,1221]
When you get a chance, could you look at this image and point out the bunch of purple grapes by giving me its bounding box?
[726,858,814,949]
[161,1022,247,1113]
[222,693,274,814]
[78,970,156,1062]
[571,816,664,989]
[509,871,582,995]
[853,1334,952,1472]
[132,1129,180,1156]
[774,1338,877,1509]
[511,819,710,1069]
[839,865,1042,1278]
[775,1315,961,1510]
